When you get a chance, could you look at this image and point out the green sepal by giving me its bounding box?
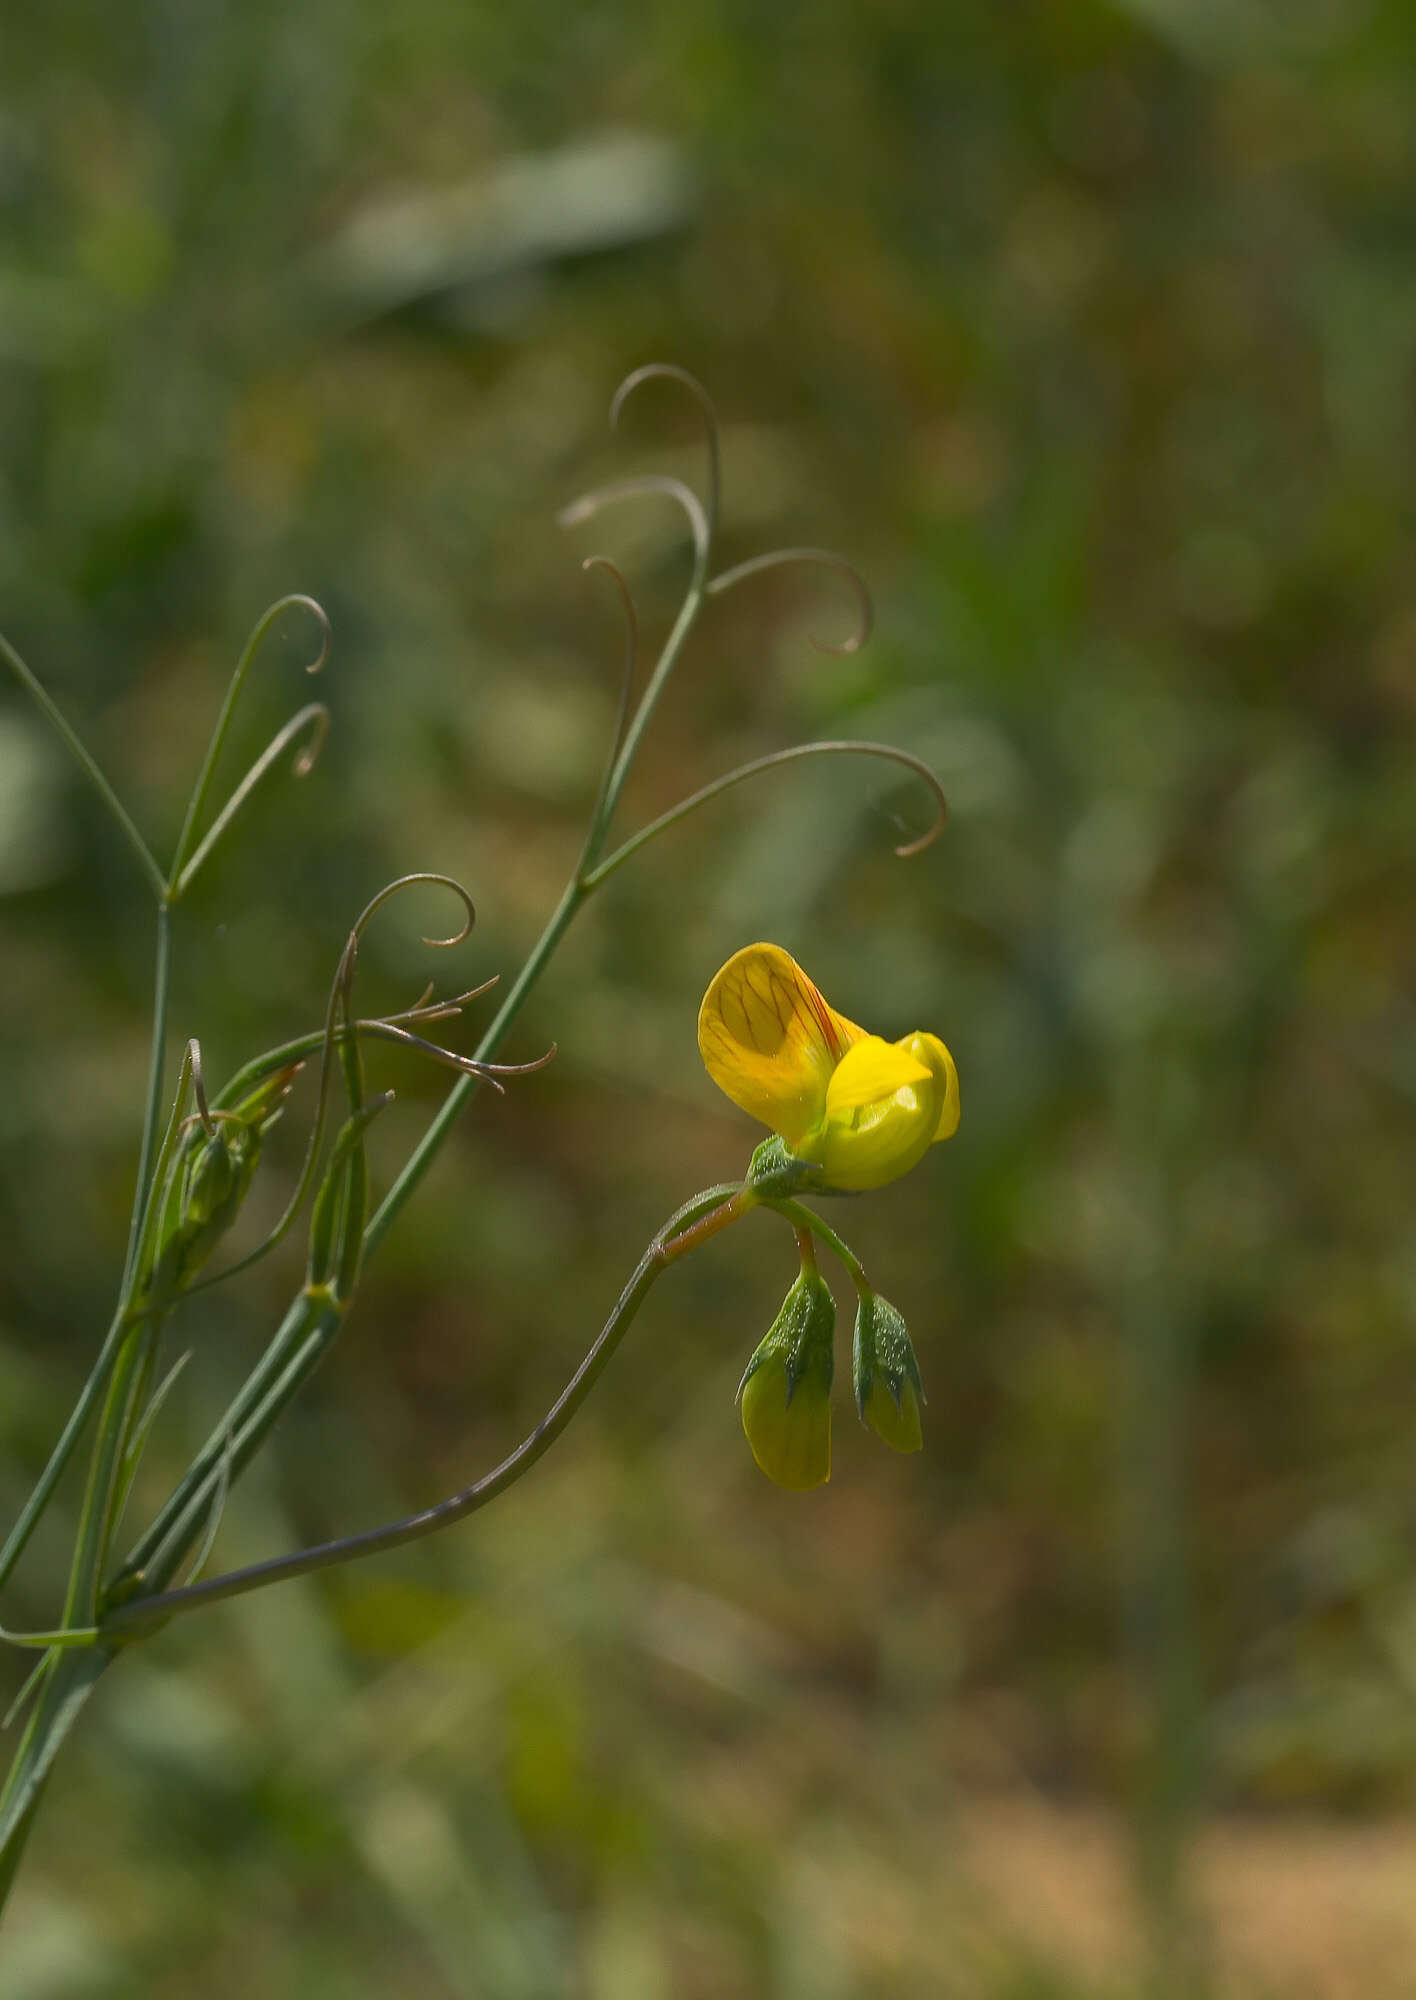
[851,1291,924,1453]
[745,1135,812,1201]
[140,1062,300,1307]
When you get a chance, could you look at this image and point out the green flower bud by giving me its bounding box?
[182,1123,248,1230]
[852,1291,923,1454]
[143,1062,299,1305]
[738,1264,836,1489]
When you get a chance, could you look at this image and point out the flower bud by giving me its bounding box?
[143,1063,299,1305]
[852,1291,923,1454]
[737,1264,836,1489]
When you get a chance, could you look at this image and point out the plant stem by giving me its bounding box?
[118,1290,332,1590]
[762,1197,872,1293]
[0,1308,127,1593]
[105,1185,742,1634]
[124,903,172,1293]
[362,874,588,1258]
[0,631,167,903]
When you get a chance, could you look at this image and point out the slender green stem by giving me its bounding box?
[98,1320,161,1560]
[762,1197,872,1293]
[62,1327,150,1627]
[598,573,706,851]
[124,903,173,1293]
[118,1290,327,1588]
[125,502,715,1582]
[660,1187,756,1263]
[0,630,167,903]
[363,875,588,1258]
[0,1622,102,1651]
[171,702,328,904]
[0,1307,126,1592]
[168,594,328,888]
[363,497,715,1256]
[0,1648,115,1920]
[105,1186,743,1634]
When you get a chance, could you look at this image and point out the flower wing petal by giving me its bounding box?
[822,1036,932,1118]
[698,944,863,1146]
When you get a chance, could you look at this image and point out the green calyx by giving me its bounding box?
[744,1135,813,1201]
[851,1291,924,1454]
[142,1064,298,1307]
[738,1262,836,1490]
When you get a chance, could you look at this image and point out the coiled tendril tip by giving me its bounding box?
[706,548,873,657]
[608,362,721,543]
[350,872,477,952]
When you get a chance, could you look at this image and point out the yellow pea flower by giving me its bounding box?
[698,943,959,1194]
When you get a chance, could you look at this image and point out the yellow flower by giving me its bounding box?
[698,943,959,1193]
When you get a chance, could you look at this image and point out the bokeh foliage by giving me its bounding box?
[2,0,1416,1992]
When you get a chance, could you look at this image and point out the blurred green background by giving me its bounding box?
[3,1,1416,1993]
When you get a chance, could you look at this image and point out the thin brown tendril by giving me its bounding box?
[386,975,500,1029]
[235,593,330,680]
[350,872,476,952]
[287,594,332,677]
[172,703,330,902]
[178,930,362,1297]
[582,737,947,890]
[609,363,721,545]
[706,548,873,655]
[364,1022,556,1090]
[169,596,331,893]
[558,476,710,582]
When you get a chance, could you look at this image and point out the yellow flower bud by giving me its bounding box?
[737,1264,836,1490]
[852,1292,924,1454]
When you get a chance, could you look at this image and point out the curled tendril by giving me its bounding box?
[177,899,383,1299]
[357,1021,556,1092]
[583,737,947,891]
[609,362,721,548]
[184,876,532,1301]
[172,703,330,903]
[338,877,557,1088]
[558,476,710,586]
[580,557,638,832]
[261,592,331,679]
[169,595,331,894]
[706,548,874,656]
[389,975,500,1028]
[349,872,477,952]
[188,1039,216,1138]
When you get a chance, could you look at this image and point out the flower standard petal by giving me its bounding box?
[698,943,864,1148]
